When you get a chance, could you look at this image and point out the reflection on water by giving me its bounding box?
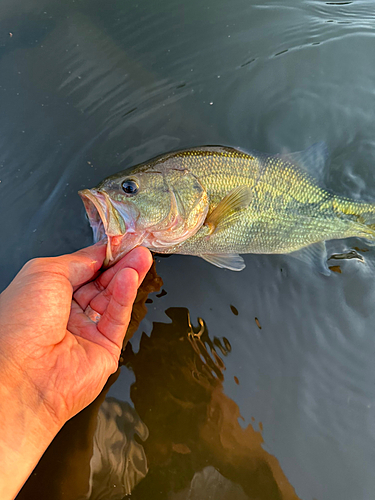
[18,267,299,500]
[171,466,250,500]
[86,399,148,499]
[123,306,299,500]
[123,261,163,344]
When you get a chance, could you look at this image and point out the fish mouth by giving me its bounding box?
[79,189,108,242]
[79,189,127,266]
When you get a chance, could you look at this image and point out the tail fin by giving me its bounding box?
[334,197,375,242]
[351,204,375,242]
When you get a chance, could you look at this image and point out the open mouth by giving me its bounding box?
[79,189,108,243]
[79,188,126,266]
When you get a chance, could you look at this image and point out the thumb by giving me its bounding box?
[45,241,107,289]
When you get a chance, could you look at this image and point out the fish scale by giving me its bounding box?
[167,148,375,257]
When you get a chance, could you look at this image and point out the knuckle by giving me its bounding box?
[20,256,66,279]
[94,279,105,293]
[22,257,50,272]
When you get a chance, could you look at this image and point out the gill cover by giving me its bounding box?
[154,167,209,246]
[112,166,209,255]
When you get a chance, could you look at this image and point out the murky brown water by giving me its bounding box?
[1,0,375,499]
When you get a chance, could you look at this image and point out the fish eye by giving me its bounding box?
[121,179,139,195]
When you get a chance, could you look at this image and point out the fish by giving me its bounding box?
[79,143,375,273]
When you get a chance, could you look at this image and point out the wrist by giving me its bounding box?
[0,367,62,500]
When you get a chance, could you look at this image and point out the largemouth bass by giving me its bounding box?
[79,144,375,273]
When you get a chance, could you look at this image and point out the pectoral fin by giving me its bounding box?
[200,253,246,271]
[288,241,330,276]
[205,186,252,234]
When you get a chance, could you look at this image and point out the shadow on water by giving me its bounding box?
[17,264,299,500]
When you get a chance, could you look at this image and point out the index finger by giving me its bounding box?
[73,247,153,311]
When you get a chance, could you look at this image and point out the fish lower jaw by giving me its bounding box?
[104,235,123,267]
[102,231,148,268]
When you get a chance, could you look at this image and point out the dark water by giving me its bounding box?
[1,0,375,498]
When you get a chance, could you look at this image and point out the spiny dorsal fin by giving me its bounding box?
[205,185,252,234]
[200,253,245,271]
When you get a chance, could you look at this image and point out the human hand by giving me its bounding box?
[0,243,152,499]
[0,242,152,425]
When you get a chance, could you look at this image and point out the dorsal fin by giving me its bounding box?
[278,142,329,182]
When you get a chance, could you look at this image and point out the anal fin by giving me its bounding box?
[288,241,330,276]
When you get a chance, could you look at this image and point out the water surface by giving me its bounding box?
[1,1,375,499]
